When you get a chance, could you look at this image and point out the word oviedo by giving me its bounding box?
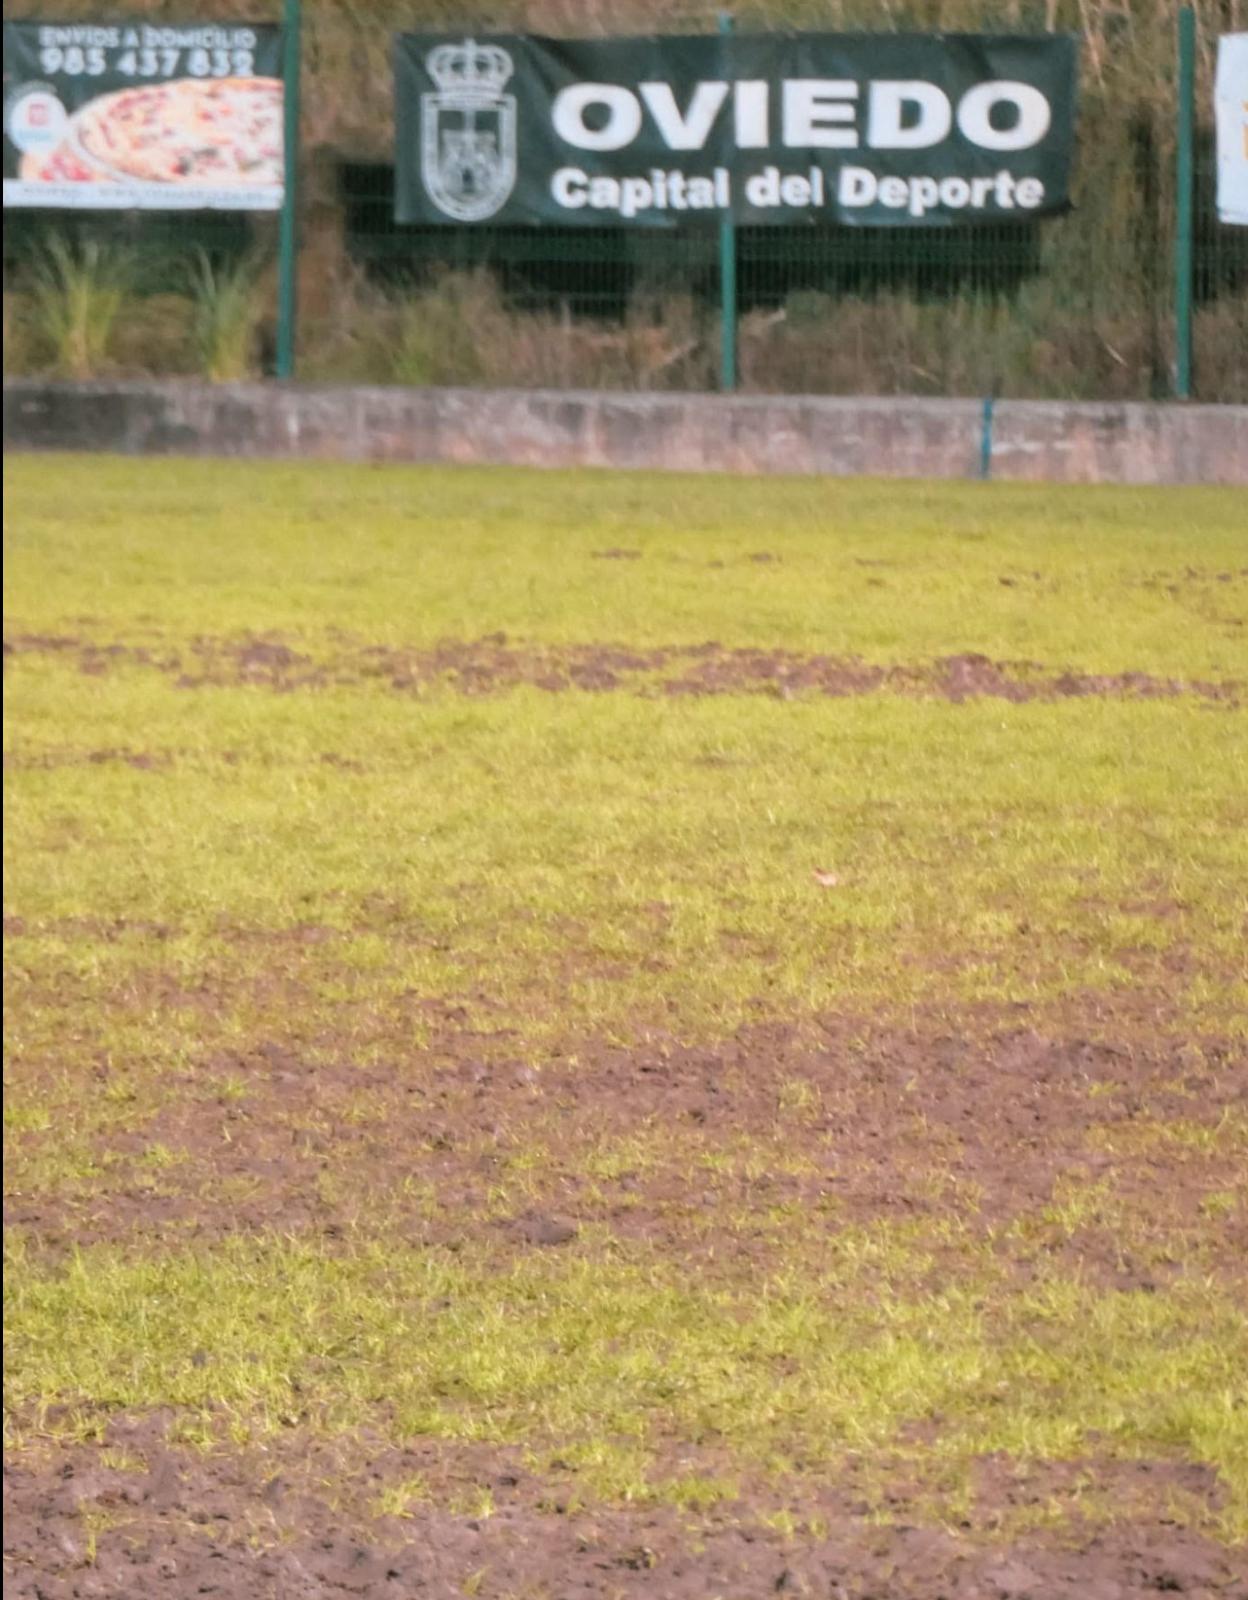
[554,77,1050,154]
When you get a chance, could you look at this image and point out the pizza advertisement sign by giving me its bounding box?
[2,19,284,210]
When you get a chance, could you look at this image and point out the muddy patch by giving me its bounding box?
[6,1004,1245,1289]
[3,747,169,774]
[6,1001,1246,1594]
[5,632,1241,705]
[3,1428,1244,1599]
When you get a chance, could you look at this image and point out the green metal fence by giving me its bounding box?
[4,1,1246,401]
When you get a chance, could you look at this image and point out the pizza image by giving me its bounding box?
[20,76,281,188]
[74,76,282,185]
[18,144,101,183]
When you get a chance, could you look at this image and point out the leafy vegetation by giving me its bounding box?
[3,1,1245,398]
[187,249,268,384]
[23,235,131,381]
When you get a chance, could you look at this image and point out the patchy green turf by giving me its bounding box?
[4,457,1248,1552]
[7,1232,1247,1523]
[5,456,1246,672]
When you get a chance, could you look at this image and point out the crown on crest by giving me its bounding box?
[426,38,514,100]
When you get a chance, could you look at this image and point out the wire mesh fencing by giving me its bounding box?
[3,0,1245,401]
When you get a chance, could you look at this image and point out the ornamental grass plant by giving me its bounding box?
[24,234,132,381]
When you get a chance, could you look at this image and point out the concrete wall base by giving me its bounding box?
[5,380,1246,485]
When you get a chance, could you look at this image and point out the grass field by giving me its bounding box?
[4,457,1247,1599]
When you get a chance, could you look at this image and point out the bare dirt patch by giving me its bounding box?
[5,986,1246,1595]
[7,1001,1245,1288]
[5,632,1241,704]
[4,1427,1245,1599]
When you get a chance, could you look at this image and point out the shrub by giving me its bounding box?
[188,248,267,383]
[25,234,131,380]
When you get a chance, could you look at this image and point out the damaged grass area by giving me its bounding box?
[4,457,1248,1589]
[4,671,1246,1043]
[6,1232,1248,1537]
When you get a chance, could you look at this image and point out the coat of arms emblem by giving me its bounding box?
[421,39,517,222]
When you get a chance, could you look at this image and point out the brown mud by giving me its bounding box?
[5,1004,1247,1597]
[4,632,1242,704]
[6,1009,1246,1289]
[5,1430,1247,1599]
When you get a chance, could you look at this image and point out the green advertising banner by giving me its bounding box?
[395,32,1078,228]
[3,19,284,209]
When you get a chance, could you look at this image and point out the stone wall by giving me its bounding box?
[5,380,1246,485]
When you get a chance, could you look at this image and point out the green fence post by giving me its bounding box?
[1174,4,1195,400]
[979,394,995,481]
[718,11,737,393]
[275,0,302,380]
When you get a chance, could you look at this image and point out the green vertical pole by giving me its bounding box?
[275,0,302,380]
[979,394,995,481]
[718,11,737,393]
[1174,4,1195,400]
